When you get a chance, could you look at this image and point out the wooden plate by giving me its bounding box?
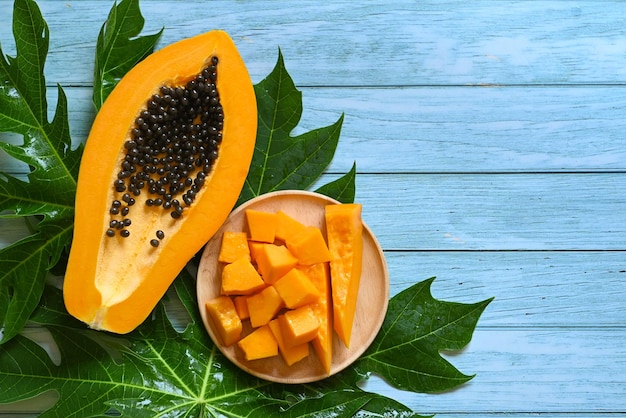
[196,190,389,383]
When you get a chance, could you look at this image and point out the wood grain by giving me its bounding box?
[1,1,626,86]
[346,173,625,250]
[5,173,622,251]
[384,251,626,327]
[3,86,626,174]
[362,328,626,415]
[0,0,624,416]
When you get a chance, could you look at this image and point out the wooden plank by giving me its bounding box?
[2,85,626,175]
[302,86,626,173]
[1,1,626,86]
[429,415,622,418]
[384,251,626,327]
[361,328,626,415]
[2,173,624,251]
[344,173,626,251]
[432,415,623,418]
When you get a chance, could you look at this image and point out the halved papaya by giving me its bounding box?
[63,30,257,334]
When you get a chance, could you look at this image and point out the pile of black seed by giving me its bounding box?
[105,56,223,242]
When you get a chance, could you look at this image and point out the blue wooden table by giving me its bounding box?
[1,1,625,416]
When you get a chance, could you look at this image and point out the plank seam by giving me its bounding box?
[384,249,626,253]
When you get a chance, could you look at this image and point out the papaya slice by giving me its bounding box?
[237,324,278,361]
[218,231,251,263]
[205,296,243,347]
[63,30,257,334]
[268,318,310,366]
[325,203,363,348]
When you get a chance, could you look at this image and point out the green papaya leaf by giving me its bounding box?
[0,0,80,344]
[238,50,344,206]
[315,161,357,203]
[93,0,163,110]
[0,271,430,417]
[355,278,494,393]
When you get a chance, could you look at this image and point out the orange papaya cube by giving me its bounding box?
[325,203,363,348]
[221,258,265,295]
[247,240,265,263]
[233,295,250,320]
[205,296,242,347]
[246,286,284,328]
[279,304,321,347]
[268,318,309,366]
[218,231,251,264]
[255,244,298,284]
[300,262,332,374]
[273,267,320,309]
[237,324,278,361]
[286,226,331,265]
[245,209,278,243]
[275,210,306,242]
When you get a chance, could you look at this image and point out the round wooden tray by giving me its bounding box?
[196,190,389,383]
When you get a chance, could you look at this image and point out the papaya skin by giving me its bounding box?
[63,30,257,334]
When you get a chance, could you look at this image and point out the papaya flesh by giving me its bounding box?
[325,203,363,348]
[63,30,257,334]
